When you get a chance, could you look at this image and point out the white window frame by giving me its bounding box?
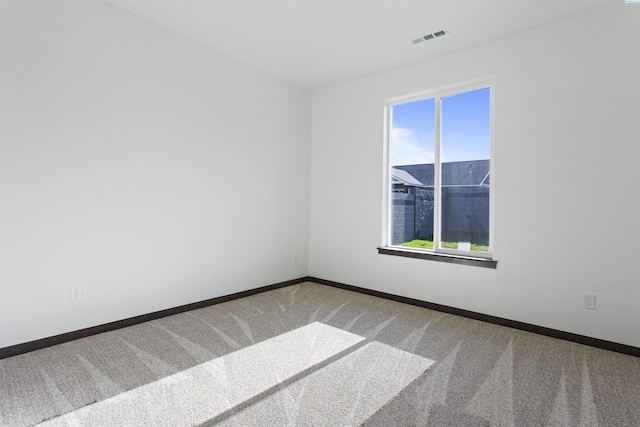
[382,79,495,263]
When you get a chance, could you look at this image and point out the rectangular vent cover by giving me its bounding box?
[412,28,449,45]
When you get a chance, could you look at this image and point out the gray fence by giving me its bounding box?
[391,187,489,246]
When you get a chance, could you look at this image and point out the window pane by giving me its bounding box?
[390,99,435,246]
[440,88,491,252]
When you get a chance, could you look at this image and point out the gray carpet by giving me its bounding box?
[1,282,639,426]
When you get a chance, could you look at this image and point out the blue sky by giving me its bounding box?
[391,88,490,166]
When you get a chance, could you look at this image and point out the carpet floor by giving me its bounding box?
[1,281,639,426]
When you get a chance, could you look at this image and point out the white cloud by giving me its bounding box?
[391,128,434,166]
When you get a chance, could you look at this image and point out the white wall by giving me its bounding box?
[309,4,640,347]
[0,1,311,348]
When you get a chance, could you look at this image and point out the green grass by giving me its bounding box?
[401,240,489,252]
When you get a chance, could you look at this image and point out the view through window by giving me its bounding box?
[388,83,492,257]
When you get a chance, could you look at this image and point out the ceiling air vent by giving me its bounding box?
[412,28,449,45]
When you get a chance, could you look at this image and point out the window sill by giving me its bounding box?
[377,246,497,269]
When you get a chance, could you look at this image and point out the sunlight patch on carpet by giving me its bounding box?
[214,341,435,426]
[36,322,433,426]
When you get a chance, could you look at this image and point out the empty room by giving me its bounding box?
[1,0,639,426]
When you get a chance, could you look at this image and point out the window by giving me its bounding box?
[382,81,495,266]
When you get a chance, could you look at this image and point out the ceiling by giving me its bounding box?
[107,0,615,90]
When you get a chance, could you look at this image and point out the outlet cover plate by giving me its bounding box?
[583,293,595,310]
[70,286,83,302]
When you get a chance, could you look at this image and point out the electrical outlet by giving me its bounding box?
[70,286,83,302]
[583,293,595,310]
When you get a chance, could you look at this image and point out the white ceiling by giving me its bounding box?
[107,0,615,90]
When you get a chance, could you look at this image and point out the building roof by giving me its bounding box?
[391,168,424,187]
[393,159,490,187]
